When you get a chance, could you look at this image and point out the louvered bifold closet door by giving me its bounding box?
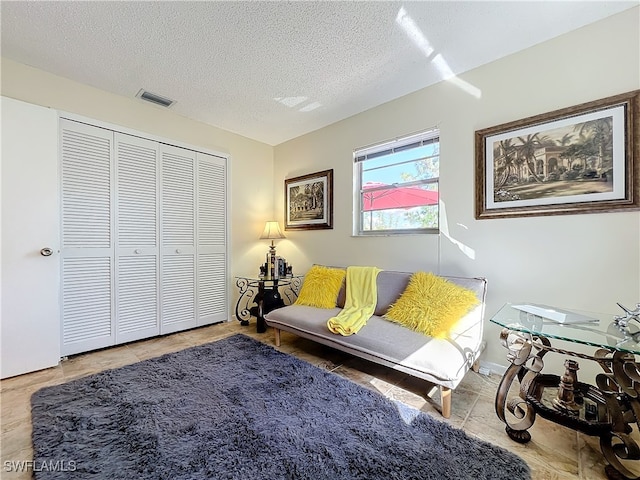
[160,145,197,334]
[114,133,160,343]
[60,120,115,356]
[197,152,228,326]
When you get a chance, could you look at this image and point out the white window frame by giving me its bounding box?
[353,129,439,236]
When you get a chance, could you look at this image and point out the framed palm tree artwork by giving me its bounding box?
[475,90,639,219]
[284,169,333,230]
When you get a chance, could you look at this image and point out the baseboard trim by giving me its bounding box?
[478,360,507,377]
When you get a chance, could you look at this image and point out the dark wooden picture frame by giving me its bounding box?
[475,90,639,219]
[284,169,333,230]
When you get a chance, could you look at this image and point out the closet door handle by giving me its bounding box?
[176,249,182,254]
[40,247,53,257]
[134,249,142,254]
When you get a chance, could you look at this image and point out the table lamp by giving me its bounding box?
[260,221,286,256]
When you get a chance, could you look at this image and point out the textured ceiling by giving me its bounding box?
[1,1,636,146]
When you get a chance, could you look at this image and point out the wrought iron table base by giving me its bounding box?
[235,277,301,333]
[496,328,640,480]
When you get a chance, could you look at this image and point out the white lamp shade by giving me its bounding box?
[260,221,286,240]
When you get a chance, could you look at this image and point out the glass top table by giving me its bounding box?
[490,302,640,355]
[490,302,640,479]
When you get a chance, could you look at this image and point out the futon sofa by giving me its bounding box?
[264,270,488,418]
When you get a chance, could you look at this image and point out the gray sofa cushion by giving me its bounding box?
[331,269,484,315]
[265,273,487,389]
[335,269,411,314]
[265,304,484,387]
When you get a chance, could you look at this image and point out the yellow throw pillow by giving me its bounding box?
[384,272,479,338]
[294,266,346,309]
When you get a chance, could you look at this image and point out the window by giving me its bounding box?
[354,129,439,235]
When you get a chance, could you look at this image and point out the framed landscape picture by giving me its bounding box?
[285,169,333,230]
[475,90,639,219]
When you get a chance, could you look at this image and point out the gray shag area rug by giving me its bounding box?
[32,334,531,480]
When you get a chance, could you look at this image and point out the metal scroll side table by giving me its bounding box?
[491,303,640,480]
[235,276,303,333]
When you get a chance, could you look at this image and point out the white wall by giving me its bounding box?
[1,58,275,303]
[273,8,640,371]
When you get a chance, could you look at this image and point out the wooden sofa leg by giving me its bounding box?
[472,360,480,373]
[440,386,452,419]
[274,328,281,347]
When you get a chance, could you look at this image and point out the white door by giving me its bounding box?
[1,97,60,378]
[114,133,160,343]
[160,145,197,334]
[196,152,228,326]
[60,119,115,356]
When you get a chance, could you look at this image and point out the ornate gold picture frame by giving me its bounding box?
[475,90,639,219]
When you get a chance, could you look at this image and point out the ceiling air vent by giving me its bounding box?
[135,89,175,108]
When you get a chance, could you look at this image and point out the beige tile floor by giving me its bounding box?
[1,321,637,479]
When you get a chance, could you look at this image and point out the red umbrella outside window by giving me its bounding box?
[362,182,438,211]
